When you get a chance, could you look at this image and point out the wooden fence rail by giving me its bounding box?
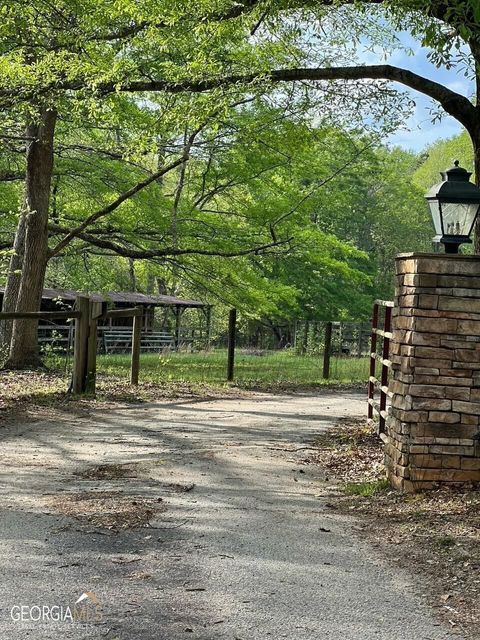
[367,299,394,436]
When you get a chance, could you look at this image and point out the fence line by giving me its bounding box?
[1,306,373,387]
[223,314,369,384]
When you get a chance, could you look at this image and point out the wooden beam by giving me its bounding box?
[174,306,184,349]
[104,307,143,319]
[0,310,81,320]
[130,309,142,385]
[322,321,333,380]
[72,296,90,394]
[227,308,237,382]
[86,301,102,393]
[205,305,212,350]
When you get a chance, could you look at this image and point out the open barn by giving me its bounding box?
[0,288,212,353]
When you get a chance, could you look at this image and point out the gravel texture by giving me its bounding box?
[0,390,463,639]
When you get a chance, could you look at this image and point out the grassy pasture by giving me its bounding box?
[96,348,369,388]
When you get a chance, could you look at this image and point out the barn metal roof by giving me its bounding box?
[0,287,208,308]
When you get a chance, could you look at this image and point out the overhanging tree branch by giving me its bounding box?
[269,138,376,240]
[308,0,477,30]
[0,170,25,182]
[47,155,187,258]
[47,103,249,261]
[115,65,476,130]
[7,63,473,133]
[48,223,293,259]
[36,0,264,46]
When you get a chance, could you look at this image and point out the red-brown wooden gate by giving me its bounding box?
[367,299,394,435]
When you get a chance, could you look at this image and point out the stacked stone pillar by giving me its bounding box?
[386,253,480,492]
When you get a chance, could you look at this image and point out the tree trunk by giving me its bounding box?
[470,42,480,253]
[170,129,189,296]
[4,109,57,369]
[268,322,283,349]
[128,258,137,291]
[473,132,480,254]
[0,210,27,356]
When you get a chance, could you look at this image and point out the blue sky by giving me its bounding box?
[359,33,474,152]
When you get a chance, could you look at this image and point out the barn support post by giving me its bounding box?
[130,308,142,385]
[72,295,90,394]
[174,306,184,350]
[227,308,237,382]
[205,305,212,350]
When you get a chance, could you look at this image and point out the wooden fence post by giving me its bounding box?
[227,308,237,382]
[72,295,90,394]
[130,308,142,385]
[85,301,103,393]
[322,321,333,380]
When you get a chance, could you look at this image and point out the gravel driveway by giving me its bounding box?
[0,390,462,639]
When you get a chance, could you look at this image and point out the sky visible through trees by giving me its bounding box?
[358,31,474,150]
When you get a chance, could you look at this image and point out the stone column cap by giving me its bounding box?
[396,252,480,261]
[396,252,480,276]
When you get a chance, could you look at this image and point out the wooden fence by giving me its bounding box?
[367,299,394,436]
[0,295,143,394]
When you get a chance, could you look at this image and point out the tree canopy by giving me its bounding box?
[0,0,476,365]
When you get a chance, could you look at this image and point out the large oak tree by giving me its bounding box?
[0,0,478,367]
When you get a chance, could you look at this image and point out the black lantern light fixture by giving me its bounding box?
[425,160,480,254]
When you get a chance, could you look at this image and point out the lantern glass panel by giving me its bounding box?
[427,200,442,235]
[440,202,480,236]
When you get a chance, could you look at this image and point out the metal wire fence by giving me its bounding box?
[92,318,371,387]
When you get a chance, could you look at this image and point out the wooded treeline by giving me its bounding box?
[0,0,477,367]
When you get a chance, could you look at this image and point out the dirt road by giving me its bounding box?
[0,391,461,639]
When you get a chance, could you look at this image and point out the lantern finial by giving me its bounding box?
[425,159,480,253]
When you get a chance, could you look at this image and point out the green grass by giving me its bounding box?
[342,479,390,497]
[96,348,369,388]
